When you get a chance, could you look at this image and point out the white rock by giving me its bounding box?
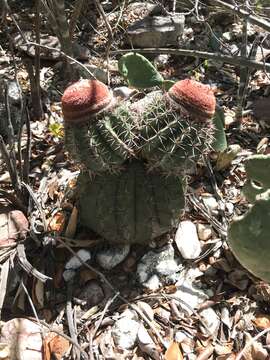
[174,281,208,315]
[143,275,161,291]
[197,223,212,241]
[175,221,201,259]
[202,196,219,215]
[113,86,137,100]
[174,268,208,315]
[137,244,182,289]
[112,317,140,350]
[65,249,91,270]
[200,308,220,335]
[96,244,130,270]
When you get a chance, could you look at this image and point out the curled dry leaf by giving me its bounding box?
[64,206,78,238]
[253,314,270,330]
[48,211,66,232]
[43,333,70,360]
[165,342,183,360]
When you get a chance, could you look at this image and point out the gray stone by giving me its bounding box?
[83,65,107,83]
[112,317,140,350]
[62,269,76,282]
[127,15,185,48]
[96,244,130,270]
[137,244,182,289]
[175,221,201,259]
[65,249,91,270]
[113,86,137,100]
[78,280,104,307]
[174,268,208,315]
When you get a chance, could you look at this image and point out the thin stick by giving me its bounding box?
[113,48,270,72]
[22,41,96,79]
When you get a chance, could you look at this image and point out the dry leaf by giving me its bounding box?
[44,333,70,360]
[253,314,270,330]
[241,333,268,360]
[65,206,78,238]
[32,278,44,309]
[48,211,65,232]
[165,342,183,360]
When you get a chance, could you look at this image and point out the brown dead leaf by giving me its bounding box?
[48,211,65,232]
[44,333,70,360]
[253,314,270,330]
[165,342,183,360]
[65,206,78,238]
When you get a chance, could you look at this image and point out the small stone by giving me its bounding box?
[62,269,76,282]
[65,249,91,270]
[175,221,201,259]
[202,195,219,215]
[78,280,104,307]
[143,275,161,291]
[174,280,208,315]
[197,223,212,241]
[154,54,170,68]
[113,86,137,100]
[127,15,185,48]
[84,65,107,83]
[137,244,182,289]
[199,308,220,335]
[96,244,130,270]
[112,317,140,350]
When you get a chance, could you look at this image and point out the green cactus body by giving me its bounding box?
[228,154,270,282]
[64,104,136,172]
[78,161,185,244]
[133,95,214,173]
[228,193,270,282]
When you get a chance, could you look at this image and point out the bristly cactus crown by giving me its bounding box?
[167,79,216,120]
[62,79,113,124]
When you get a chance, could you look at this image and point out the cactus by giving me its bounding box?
[62,79,136,172]
[135,79,216,173]
[228,154,270,282]
[78,160,185,244]
[62,77,217,244]
[118,52,164,89]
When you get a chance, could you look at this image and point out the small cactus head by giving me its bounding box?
[62,79,113,124]
[166,79,216,120]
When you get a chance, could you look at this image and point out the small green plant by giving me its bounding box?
[228,154,270,282]
[49,122,64,138]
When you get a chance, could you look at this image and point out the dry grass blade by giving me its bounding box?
[17,244,52,282]
[0,258,10,318]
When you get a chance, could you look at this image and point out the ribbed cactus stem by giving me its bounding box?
[62,79,135,172]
